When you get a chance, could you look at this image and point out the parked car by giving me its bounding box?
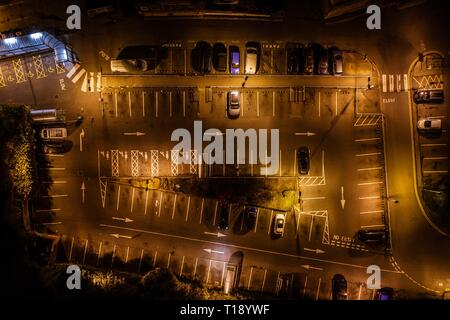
[417,118,442,131]
[297,146,310,175]
[42,142,65,154]
[287,48,304,74]
[309,43,323,74]
[332,274,348,300]
[213,42,227,72]
[229,45,240,74]
[319,46,329,75]
[245,42,259,74]
[191,41,213,73]
[357,229,386,246]
[376,287,394,300]
[40,127,67,140]
[111,45,164,72]
[227,91,241,118]
[244,206,257,230]
[328,46,343,75]
[303,46,314,75]
[218,201,230,230]
[413,90,444,104]
[273,213,285,235]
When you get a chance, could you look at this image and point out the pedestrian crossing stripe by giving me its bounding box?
[382,74,410,93]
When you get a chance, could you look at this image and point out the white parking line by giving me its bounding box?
[335,91,338,116]
[303,276,308,297]
[116,185,121,211]
[267,210,273,235]
[36,208,61,212]
[221,261,226,287]
[302,196,326,200]
[360,210,384,214]
[273,91,276,117]
[382,74,387,92]
[423,157,448,160]
[358,284,362,300]
[206,259,212,284]
[318,91,321,117]
[82,239,88,264]
[138,249,144,273]
[358,196,380,200]
[371,289,376,300]
[41,194,68,198]
[169,91,172,117]
[355,152,381,157]
[248,266,253,290]
[358,181,382,186]
[213,201,218,226]
[40,154,64,157]
[185,196,191,222]
[42,181,67,184]
[40,167,65,170]
[114,91,118,117]
[421,143,446,147]
[111,244,116,268]
[357,167,382,171]
[153,251,158,267]
[424,170,448,173]
[354,137,380,142]
[193,257,198,277]
[361,224,385,229]
[261,269,267,291]
[315,278,321,300]
[167,252,171,268]
[254,208,260,232]
[125,246,130,263]
[144,190,149,215]
[172,194,177,219]
[180,256,185,277]
[130,188,135,213]
[128,91,132,117]
[69,237,74,261]
[142,91,145,117]
[199,198,204,224]
[158,191,163,216]
[155,91,158,118]
[183,91,186,117]
[296,209,301,235]
[427,115,446,119]
[97,241,102,265]
[256,91,260,117]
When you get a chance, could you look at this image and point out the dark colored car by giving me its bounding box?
[287,48,304,74]
[213,43,227,72]
[297,146,310,175]
[357,229,386,246]
[328,46,343,75]
[319,46,329,75]
[42,142,65,154]
[332,274,348,300]
[191,41,213,74]
[303,46,314,75]
[244,206,257,229]
[413,90,444,104]
[376,287,394,300]
[218,201,230,230]
[229,45,240,74]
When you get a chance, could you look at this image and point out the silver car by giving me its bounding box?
[245,43,258,74]
[417,118,442,131]
[227,91,240,118]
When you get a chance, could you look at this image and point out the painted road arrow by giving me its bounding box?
[203,231,226,238]
[203,248,224,254]
[295,132,317,136]
[304,248,325,254]
[123,132,146,136]
[79,129,85,152]
[301,264,323,271]
[340,186,346,209]
[112,217,134,223]
[81,181,86,204]
[110,233,133,239]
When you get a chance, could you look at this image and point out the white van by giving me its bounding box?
[223,265,237,294]
[40,128,67,140]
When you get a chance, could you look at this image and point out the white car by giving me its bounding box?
[417,118,442,131]
[110,59,149,73]
[245,43,258,74]
[227,91,240,118]
[40,128,67,140]
[273,213,285,235]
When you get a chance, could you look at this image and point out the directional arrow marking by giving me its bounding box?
[81,181,86,204]
[112,217,134,223]
[203,248,224,254]
[203,231,226,238]
[295,132,317,136]
[340,186,346,209]
[123,132,145,136]
[304,248,325,254]
[110,233,133,239]
[301,264,323,271]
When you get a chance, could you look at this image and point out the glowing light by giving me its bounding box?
[4,37,17,45]
[30,32,43,40]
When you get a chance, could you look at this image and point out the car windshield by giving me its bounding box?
[424,120,431,128]
[247,48,257,54]
[276,219,283,228]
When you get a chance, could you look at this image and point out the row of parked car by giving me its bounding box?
[191,41,343,75]
[413,89,445,133]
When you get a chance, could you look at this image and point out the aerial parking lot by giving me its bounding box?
[0,0,449,306]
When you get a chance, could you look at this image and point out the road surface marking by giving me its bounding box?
[382,74,387,92]
[111,244,116,268]
[361,224,385,229]
[296,209,301,235]
[267,210,273,235]
[144,190,149,215]
[69,237,74,261]
[397,74,402,92]
[357,167,382,171]
[98,224,401,273]
[199,198,204,224]
[130,187,135,213]
[172,194,177,219]
[206,259,212,284]
[293,149,296,176]
[273,91,276,117]
[158,191,163,216]
[308,216,314,241]
[153,251,158,267]
[358,195,380,200]
[125,246,130,263]
[335,91,338,116]
[279,150,282,176]
[318,91,321,117]
[97,241,102,265]
[302,196,326,200]
[389,74,394,92]
[183,91,186,117]
[302,276,308,297]
[128,91,132,117]
[114,91,118,117]
[427,115,446,119]
[256,91,259,117]
[371,289,376,300]
[169,91,172,117]
[193,257,198,277]
[358,181,382,186]
[142,91,145,117]
[357,284,363,300]
[254,208,260,232]
[41,180,67,184]
[138,249,144,273]
[167,252,171,268]
[423,157,448,160]
[40,167,65,170]
[185,196,191,222]
[423,170,448,173]
[40,154,64,157]
[116,185,121,211]
[82,240,88,264]
[360,210,384,214]
[180,256,185,277]
[355,152,381,157]
[41,194,68,198]
[261,269,267,291]
[315,278,321,300]
[155,91,158,118]
[421,143,446,147]
[248,266,253,290]
[213,201,218,226]
[36,208,61,212]
[403,74,408,91]
[221,261,226,287]
[354,137,380,142]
